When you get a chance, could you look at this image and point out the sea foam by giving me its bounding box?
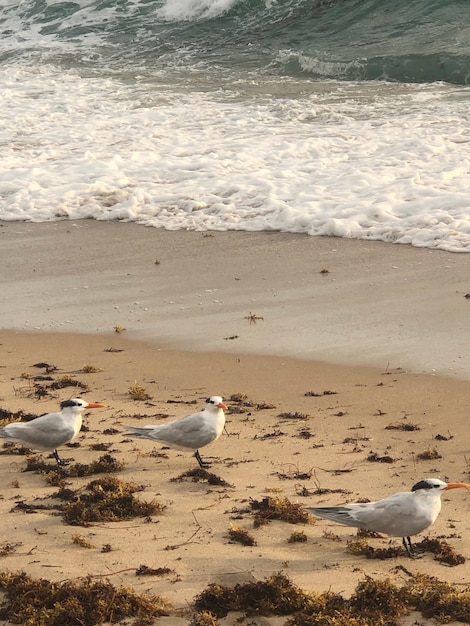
[1,64,469,252]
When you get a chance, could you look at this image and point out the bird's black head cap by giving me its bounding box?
[411,479,444,492]
[60,399,83,409]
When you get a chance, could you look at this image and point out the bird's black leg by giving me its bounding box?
[403,536,421,559]
[402,536,411,555]
[195,450,210,469]
[53,449,69,467]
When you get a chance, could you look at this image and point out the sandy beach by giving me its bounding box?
[0,220,470,625]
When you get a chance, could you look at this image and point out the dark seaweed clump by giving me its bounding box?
[135,565,173,577]
[0,442,33,456]
[249,496,311,527]
[65,454,125,477]
[193,572,314,618]
[0,571,168,626]
[416,537,466,566]
[227,524,257,546]
[347,538,404,559]
[24,454,125,483]
[347,536,465,566]
[417,448,442,460]
[170,467,233,487]
[60,475,164,526]
[192,571,470,625]
[366,451,396,463]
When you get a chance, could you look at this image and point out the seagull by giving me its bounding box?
[0,398,105,466]
[306,478,470,556]
[125,396,228,468]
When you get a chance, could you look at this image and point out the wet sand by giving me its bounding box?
[1,219,470,377]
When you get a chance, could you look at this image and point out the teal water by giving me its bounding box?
[1,0,469,84]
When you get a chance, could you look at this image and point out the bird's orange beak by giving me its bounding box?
[86,402,106,409]
[218,402,228,410]
[444,482,470,490]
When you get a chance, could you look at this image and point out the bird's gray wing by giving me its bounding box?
[307,492,416,536]
[125,412,210,450]
[0,417,75,449]
[306,506,370,529]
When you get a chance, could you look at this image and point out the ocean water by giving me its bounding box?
[1,0,470,251]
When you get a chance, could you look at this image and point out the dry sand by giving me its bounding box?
[0,220,470,625]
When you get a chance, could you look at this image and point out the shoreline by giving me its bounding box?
[1,219,470,379]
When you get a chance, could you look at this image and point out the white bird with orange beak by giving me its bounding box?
[125,395,228,468]
[307,478,470,556]
[0,398,105,466]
